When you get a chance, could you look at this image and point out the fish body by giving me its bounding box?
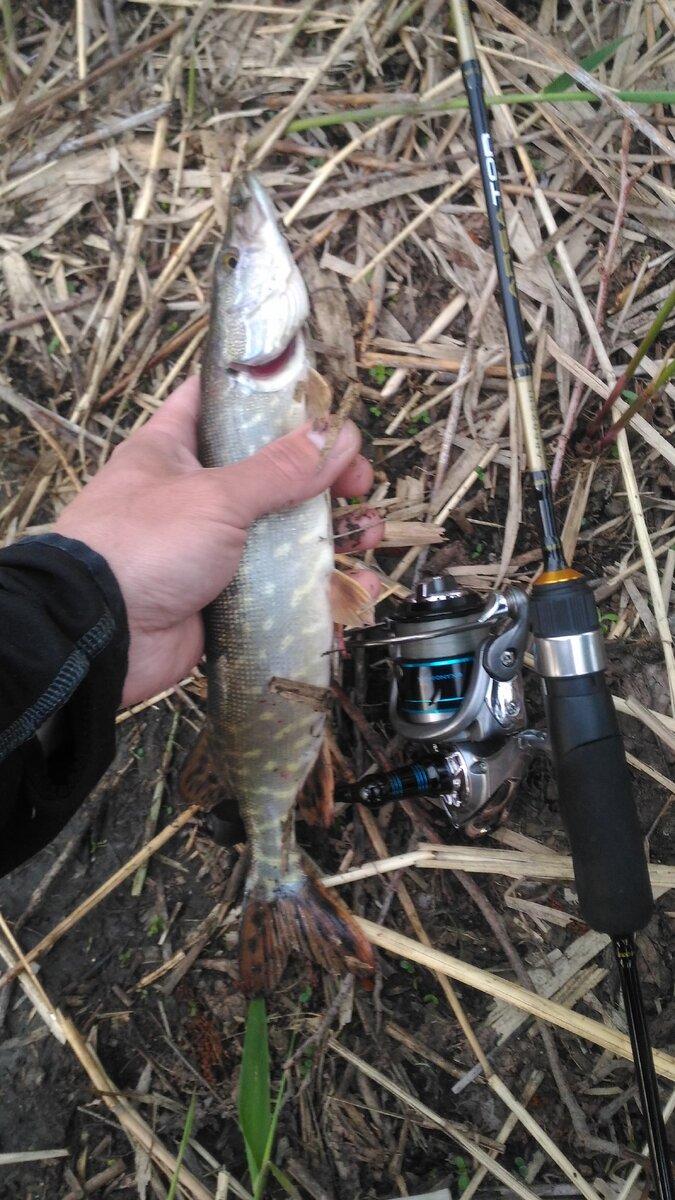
[197,176,373,995]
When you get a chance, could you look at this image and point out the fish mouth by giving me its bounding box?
[228,174,279,245]
[230,333,299,379]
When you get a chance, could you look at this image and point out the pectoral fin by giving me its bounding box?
[330,568,375,627]
[304,367,332,420]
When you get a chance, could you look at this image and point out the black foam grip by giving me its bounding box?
[545,676,653,936]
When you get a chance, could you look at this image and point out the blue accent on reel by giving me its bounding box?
[399,656,473,669]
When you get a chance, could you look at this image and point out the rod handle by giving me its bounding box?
[531,576,653,936]
[544,676,653,935]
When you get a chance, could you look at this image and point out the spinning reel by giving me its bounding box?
[339,575,547,836]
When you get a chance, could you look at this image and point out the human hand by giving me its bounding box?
[55,376,382,707]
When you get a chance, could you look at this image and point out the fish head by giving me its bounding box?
[211,175,309,371]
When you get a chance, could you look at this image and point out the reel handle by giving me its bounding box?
[532,575,653,936]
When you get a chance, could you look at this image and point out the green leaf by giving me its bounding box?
[514,1155,529,1178]
[252,1033,293,1200]
[268,1161,302,1197]
[544,34,629,94]
[239,997,271,1186]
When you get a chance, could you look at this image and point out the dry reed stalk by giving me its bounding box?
[249,0,382,165]
[479,0,675,161]
[1,20,183,135]
[367,806,605,1200]
[561,460,596,566]
[0,914,249,1196]
[72,45,183,422]
[103,205,216,386]
[614,426,675,711]
[0,805,200,990]
[361,350,511,376]
[359,919,675,1083]
[329,1038,541,1200]
[462,1071,544,1199]
[349,166,478,283]
[323,844,675,890]
[381,295,468,402]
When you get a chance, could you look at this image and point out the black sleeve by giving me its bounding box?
[0,532,129,875]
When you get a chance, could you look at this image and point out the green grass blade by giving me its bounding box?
[238,997,272,1187]
[544,34,630,93]
[252,1046,292,1200]
[267,1162,303,1197]
[590,285,675,440]
[167,1089,197,1200]
[281,89,675,139]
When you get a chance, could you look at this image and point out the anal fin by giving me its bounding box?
[180,728,245,846]
[296,739,334,828]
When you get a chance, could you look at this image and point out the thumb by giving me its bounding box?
[223,420,362,527]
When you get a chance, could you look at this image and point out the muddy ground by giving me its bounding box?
[0,619,673,1198]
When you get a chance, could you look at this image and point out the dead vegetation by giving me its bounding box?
[0,1,675,1197]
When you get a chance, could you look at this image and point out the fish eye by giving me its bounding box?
[222,249,239,271]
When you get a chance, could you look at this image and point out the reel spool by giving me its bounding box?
[388,575,529,746]
[389,576,485,729]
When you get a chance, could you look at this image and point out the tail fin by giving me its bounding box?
[239,872,375,997]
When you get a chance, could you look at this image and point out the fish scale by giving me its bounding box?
[186,175,374,995]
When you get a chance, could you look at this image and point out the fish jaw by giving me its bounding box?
[211,174,309,368]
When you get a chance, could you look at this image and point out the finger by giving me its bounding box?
[142,375,201,455]
[225,420,362,527]
[334,508,384,553]
[344,567,382,602]
[338,566,382,627]
[331,453,373,499]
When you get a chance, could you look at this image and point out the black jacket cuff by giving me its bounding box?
[0,533,129,874]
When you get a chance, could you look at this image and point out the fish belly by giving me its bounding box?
[205,494,334,874]
[197,367,374,995]
[201,363,332,859]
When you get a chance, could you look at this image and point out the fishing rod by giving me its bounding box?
[448,1,672,1191]
[337,3,672,1192]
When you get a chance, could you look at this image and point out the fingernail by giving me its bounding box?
[306,427,327,451]
[306,420,353,458]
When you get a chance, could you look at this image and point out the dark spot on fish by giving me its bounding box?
[247,936,258,951]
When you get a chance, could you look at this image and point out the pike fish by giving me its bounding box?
[185,176,374,996]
